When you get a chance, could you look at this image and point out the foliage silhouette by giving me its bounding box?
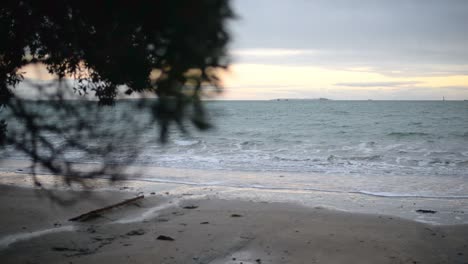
[0,0,234,197]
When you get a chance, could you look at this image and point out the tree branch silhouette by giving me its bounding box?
[0,0,234,199]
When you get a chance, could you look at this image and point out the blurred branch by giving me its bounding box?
[0,1,234,200]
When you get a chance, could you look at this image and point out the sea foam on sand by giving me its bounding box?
[0,184,467,264]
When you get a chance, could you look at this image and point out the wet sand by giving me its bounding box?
[1,184,467,264]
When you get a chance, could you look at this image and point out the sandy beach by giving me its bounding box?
[1,181,467,264]
[2,0,468,263]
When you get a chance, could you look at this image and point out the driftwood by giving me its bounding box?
[69,195,145,222]
[416,209,437,214]
[156,235,175,241]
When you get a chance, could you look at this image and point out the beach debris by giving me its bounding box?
[183,205,198,209]
[68,195,144,222]
[157,235,175,241]
[416,209,437,214]
[126,229,145,236]
[150,192,156,195]
[231,214,243,217]
[172,211,184,216]
[52,246,72,251]
[92,237,106,241]
[200,221,210,224]
[52,246,88,253]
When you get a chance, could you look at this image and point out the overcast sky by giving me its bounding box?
[222,0,468,100]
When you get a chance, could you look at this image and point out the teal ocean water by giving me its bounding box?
[2,100,468,199]
[163,101,468,177]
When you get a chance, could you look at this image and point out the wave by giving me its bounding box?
[349,155,382,161]
[326,154,381,162]
[456,160,468,167]
[453,132,468,138]
[239,140,265,149]
[387,132,430,137]
[4,160,468,201]
[273,156,311,162]
[409,122,423,126]
[427,158,452,165]
[332,111,349,114]
[116,177,468,200]
[173,139,200,146]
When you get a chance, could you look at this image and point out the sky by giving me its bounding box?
[221,0,468,100]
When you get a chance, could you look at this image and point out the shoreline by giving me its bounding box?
[1,162,468,225]
[1,184,468,263]
[2,158,467,198]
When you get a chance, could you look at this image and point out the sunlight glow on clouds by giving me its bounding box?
[16,1,468,101]
[221,63,468,100]
[230,49,317,57]
[225,0,468,100]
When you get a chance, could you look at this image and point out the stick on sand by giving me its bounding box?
[69,195,145,222]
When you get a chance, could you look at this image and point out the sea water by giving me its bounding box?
[1,100,468,223]
[152,101,468,177]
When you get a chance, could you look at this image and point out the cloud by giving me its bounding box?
[230,0,468,76]
[335,81,421,88]
[226,84,307,89]
[221,63,468,100]
[229,47,468,77]
[9,79,152,100]
[441,86,468,91]
[224,84,468,100]
[230,49,317,57]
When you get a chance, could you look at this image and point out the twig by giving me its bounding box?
[69,195,144,222]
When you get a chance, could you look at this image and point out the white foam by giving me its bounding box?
[358,190,468,199]
[114,194,206,224]
[114,199,181,224]
[136,177,220,186]
[173,139,200,146]
[0,225,76,249]
[124,177,468,200]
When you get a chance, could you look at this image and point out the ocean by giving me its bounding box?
[154,100,468,177]
[1,100,468,224]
